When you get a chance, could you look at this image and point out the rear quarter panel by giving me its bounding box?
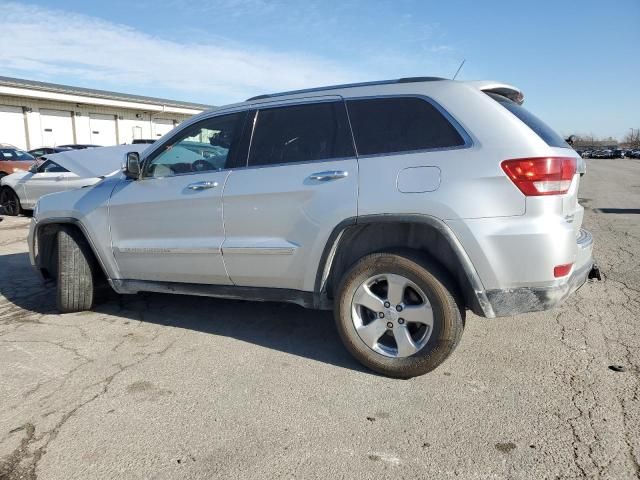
[351,82,551,221]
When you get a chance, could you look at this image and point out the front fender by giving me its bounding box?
[31,178,122,281]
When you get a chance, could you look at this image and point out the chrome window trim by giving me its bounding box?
[133,168,230,181]
[230,155,358,172]
[138,92,474,178]
[345,94,474,158]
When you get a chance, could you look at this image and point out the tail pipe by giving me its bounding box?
[588,263,602,281]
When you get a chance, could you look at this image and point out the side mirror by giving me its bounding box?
[123,152,141,180]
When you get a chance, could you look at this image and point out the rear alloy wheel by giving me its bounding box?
[335,252,464,378]
[351,273,433,358]
[0,187,22,216]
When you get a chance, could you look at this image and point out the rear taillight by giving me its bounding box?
[501,157,577,196]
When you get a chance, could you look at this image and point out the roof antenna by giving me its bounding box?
[452,59,466,80]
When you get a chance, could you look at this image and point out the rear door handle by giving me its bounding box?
[308,170,349,182]
[187,181,218,191]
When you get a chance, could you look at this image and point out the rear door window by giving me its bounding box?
[248,101,354,166]
[487,93,568,148]
[346,97,466,156]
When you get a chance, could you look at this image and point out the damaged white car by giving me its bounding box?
[0,144,148,215]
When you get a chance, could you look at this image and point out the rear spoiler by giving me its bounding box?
[464,81,524,105]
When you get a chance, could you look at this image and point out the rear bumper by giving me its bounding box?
[484,228,594,317]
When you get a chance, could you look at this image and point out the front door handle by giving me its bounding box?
[308,170,349,182]
[187,181,218,191]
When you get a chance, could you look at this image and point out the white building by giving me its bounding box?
[0,76,212,150]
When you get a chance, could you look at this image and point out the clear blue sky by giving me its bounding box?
[1,0,638,139]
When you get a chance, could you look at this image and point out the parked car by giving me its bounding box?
[629,150,640,159]
[593,150,612,159]
[0,147,35,179]
[28,146,73,158]
[57,144,102,150]
[0,145,147,216]
[612,149,625,159]
[28,77,594,378]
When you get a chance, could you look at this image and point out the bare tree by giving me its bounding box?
[622,128,640,149]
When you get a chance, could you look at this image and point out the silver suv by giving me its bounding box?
[28,77,594,378]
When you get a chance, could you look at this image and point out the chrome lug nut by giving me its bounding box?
[384,301,391,308]
[386,322,393,329]
[378,312,385,318]
[398,318,405,325]
[396,305,403,312]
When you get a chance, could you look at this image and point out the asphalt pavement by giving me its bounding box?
[0,158,638,479]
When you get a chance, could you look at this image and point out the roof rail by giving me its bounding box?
[245,76,446,102]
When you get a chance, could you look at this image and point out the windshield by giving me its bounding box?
[0,148,35,161]
[487,93,569,148]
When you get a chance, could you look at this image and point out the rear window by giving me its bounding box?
[487,93,568,148]
[0,148,35,161]
[346,97,466,156]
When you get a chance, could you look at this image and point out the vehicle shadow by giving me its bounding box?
[0,252,368,374]
[594,208,640,215]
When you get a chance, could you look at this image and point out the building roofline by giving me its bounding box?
[0,76,214,111]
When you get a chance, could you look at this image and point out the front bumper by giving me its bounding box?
[484,228,594,317]
[28,217,37,268]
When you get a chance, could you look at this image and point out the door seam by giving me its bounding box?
[220,170,235,285]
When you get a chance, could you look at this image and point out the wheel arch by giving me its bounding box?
[33,218,110,284]
[315,214,495,318]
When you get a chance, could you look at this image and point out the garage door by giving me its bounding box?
[40,109,74,147]
[152,119,175,139]
[0,105,27,150]
[89,114,117,146]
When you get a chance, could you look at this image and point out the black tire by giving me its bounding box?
[0,187,22,216]
[56,226,99,313]
[334,251,464,378]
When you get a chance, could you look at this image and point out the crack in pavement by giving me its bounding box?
[0,335,180,479]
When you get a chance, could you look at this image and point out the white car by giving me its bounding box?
[0,144,148,215]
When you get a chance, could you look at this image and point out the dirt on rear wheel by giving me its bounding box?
[334,251,464,378]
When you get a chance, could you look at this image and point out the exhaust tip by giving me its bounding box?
[588,264,602,281]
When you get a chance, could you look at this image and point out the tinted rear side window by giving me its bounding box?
[248,101,354,166]
[487,93,568,148]
[346,97,465,156]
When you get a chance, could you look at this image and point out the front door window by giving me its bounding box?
[144,113,244,177]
